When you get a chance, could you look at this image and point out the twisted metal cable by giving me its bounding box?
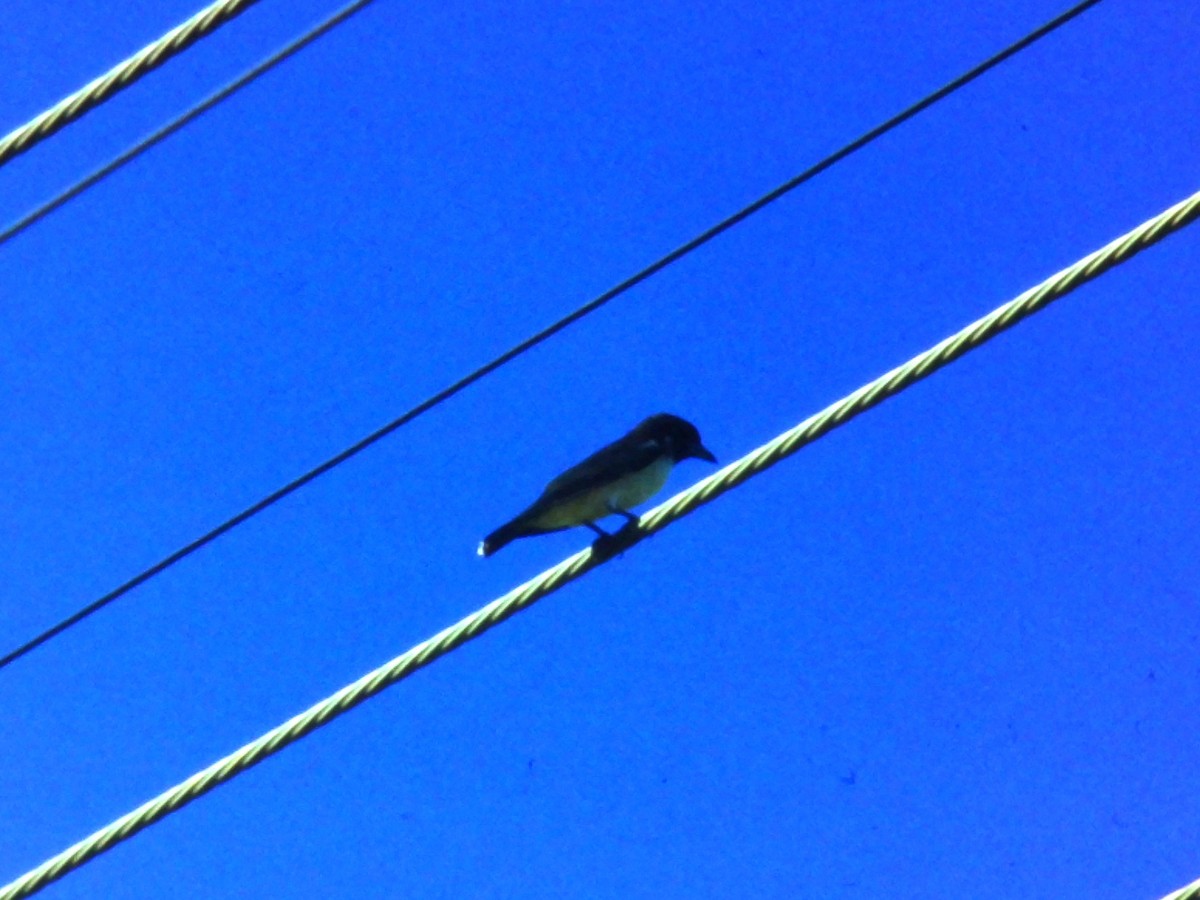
[0,0,1102,245]
[0,0,1104,672]
[3,185,1197,900]
[0,0,379,248]
[0,0,265,168]
[636,186,1200,535]
[1161,875,1200,900]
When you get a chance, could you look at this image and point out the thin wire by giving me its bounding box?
[0,0,1103,672]
[0,0,265,169]
[3,180,1196,900]
[0,0,380,248]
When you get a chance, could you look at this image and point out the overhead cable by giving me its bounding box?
[0,0,1099,248]
[1161,875,1200,900]
[0,0,1103,672]
[0,0,380,249]
[0,0,265,169]
[3,180,1196,900]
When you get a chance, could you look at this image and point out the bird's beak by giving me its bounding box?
[691,443,717,464]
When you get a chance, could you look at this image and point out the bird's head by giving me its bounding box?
[635,413,717,464]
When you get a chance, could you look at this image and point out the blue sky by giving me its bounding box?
[2,1,1198,897]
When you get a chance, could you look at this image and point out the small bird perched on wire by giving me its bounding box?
[478,413,717,557]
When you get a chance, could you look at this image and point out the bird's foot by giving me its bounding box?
[590,518,642,559]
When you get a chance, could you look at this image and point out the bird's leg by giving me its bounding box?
[590,507,642,559]
[586,519,624,558]
[609,506,642,542]
[612,508,640,527]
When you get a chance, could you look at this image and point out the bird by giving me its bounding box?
[478,413,717,557]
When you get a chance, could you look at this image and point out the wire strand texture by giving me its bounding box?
[0,0,264,169]
[0,0,1103,671]
[1162,876,1200,900]
[3,183,1197,900]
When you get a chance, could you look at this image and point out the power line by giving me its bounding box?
[1161,875,1200,900]
[0,0,266,169]
[0,0,1103,672]
[0,0,381,248]
[3,179,1196,900]
[0,0,1104,247]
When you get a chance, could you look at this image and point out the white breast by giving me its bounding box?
[604,454,673,510]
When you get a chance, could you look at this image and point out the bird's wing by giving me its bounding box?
[535,438,662,507]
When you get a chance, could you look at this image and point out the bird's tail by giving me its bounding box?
[478,520,527,557]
